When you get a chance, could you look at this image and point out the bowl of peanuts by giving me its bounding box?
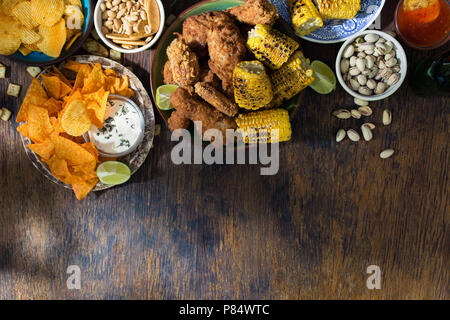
[94,0,165,53]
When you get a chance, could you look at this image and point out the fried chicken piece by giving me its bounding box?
[166,36,200,87]
[227,0,279,26]
[194,82,238,117]
[170,88,237,144]
[199,63,221,88]
[168,110,190,132]
[163,60,175,85]
[207,23,246,96]
[182,11,234,57]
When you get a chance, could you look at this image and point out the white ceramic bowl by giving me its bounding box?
[94,0,165,54]
[335,30,407,101]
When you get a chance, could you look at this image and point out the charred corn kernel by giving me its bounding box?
[290,0,323,36]
[247,24,299,70]
[313,0,360,19]
[233,61,273,110]
[271,51,315,106]
[236,108,292,143]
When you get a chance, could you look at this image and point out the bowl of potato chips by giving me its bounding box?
[0,0,94,66]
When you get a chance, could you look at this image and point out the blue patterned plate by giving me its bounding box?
[270,0,385,43]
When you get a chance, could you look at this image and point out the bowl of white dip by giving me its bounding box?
[84,94,145,158]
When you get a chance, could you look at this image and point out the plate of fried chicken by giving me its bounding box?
[150,0,316,145]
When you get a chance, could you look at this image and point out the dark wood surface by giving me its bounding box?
[0,0,448,299]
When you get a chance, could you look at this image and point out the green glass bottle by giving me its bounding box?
[411,50,450,96]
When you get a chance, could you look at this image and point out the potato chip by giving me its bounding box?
[0,14,21,55]
[27,104,54,143]
[64,4,84,30]
[1,0,20,12]
[18,46,32,56]
[37,18,66,58]
[12,1,39,29]
[23,43,40,51]
[17,78,49,123]
[65,31,81,50]
[27,140,55,161]
[21,28,41,44]
[61,98,91,136]
[31,0,64,27]
[64,0,82,7]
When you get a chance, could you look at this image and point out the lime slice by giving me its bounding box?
[97,161,131,185]
[156,84,178,110]
[310,60,336,94]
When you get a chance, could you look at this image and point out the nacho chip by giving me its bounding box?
[26,105,54,143]
[73,64,91,90]
[81,63,106,94]
[61,98,91,136]
[104,68,118,77]
[41,74,61,99]
[63,60,87,73]
[50,134,95,166]
[72,177,98,200]
[43,97,63,116]
[31,0,64,27]
[17,78,49,123]
[27,140,55,161]
[37,18,67,58]
[46,155,83,185]
[83,87,109,128]
[0,14,21,55]
[12,1,39,29]
[51,66,72,86]
[21,28,41,44]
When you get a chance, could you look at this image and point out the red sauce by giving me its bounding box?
[397,0,450,47]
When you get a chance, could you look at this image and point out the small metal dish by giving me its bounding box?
[84,94,145,158]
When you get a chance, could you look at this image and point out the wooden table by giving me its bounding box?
[0,0,448,300]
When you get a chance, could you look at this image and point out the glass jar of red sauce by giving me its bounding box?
[395,0,450,49]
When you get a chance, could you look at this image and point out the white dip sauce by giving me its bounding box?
[88,99,141,155]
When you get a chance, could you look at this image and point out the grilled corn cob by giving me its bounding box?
[236,108,292,143]
[271,50,315,106]
[247,24,299,70]
[290,0,323,36]
[233,61,274,110]
[313,0,360,19]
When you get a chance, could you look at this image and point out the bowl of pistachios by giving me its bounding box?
[335,30,407,101]
[94,0,165,53]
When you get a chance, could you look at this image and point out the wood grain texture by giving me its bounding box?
[0,0,448,299]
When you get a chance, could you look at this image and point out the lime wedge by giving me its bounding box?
[156,84,178,110]
[97,161,131,185]
[310,60,336,94]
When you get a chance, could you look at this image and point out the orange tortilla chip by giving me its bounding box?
[73,64,91,90]
[43,97,63,116]
[45,155,82,185]
[83,88,109,128]
[17,78,49,123]
[72,177,98,200]
[104,68,117,77]
[41,74,61,99]
[50,134,96,167]
[64,60,88,73]
[26,105,54,143]
[27,140,55,161]
[17,123,31,140]
[81,63,106,94]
